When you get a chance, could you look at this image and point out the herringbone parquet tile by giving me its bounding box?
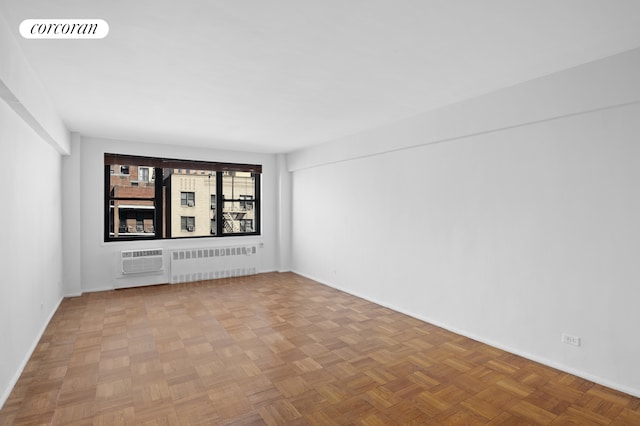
[1,272,638,425]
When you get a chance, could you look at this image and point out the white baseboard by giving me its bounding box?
[0,296,64,409]
[291,270,640,399]
[79,286,114,294]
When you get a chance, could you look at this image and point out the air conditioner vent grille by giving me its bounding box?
[121,248,163,274]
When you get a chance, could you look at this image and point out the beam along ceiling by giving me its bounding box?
[1,1,640,153]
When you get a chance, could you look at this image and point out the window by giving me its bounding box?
[239,219,253,232]
[222,172,257,234]
[104,154,261,241]
[239,195,254,210]
[181,192,195,207]
[106,161,156,238]
[139,167,152,183]
[181,216,195,232]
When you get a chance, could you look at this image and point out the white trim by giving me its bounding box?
[80,286,115,294]
[291,270,640,399]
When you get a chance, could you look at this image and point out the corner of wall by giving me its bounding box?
[62,133,83,296]
[287,47,640,171]
[0,13,70,155]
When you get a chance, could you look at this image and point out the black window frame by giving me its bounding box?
[104,153,261,242]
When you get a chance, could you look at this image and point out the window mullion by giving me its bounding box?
[216,171,223,236]
[104,165,111,241]
[255,173,261,235]
[154,167,163,239]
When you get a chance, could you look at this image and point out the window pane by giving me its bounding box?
[222,171,255,200]
[168,169,216,238]
[222,201,255,234]
[221,172,257,235]
[108,163,155,239]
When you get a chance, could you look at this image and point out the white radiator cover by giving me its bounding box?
[121,248,164,274]
[170,245,259,284]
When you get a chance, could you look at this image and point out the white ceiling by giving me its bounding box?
[2,0,640,153]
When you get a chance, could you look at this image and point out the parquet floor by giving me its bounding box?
[1,272,639,425]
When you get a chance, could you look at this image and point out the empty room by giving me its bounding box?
[1,1,639,424]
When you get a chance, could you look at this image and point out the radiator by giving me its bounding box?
[170,245,259,284]
[121,248,164,274]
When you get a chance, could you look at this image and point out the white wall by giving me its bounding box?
[276,153,292,272]
[63,136,282,294]
[288,48,640,171]
[0,14,69,154]
[0,99,64,407]
[0,13,68,408]
[290,49,640,397]
[61,133,82,296]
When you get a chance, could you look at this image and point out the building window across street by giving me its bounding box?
[104,154,261,241]
[181,216,195,232]
[180,192,195,206]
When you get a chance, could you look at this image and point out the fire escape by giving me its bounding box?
[222,200,253,233]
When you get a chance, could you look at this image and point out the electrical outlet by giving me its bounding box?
[562,333,580,347]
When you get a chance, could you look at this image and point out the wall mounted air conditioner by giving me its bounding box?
[121,248,163,274]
